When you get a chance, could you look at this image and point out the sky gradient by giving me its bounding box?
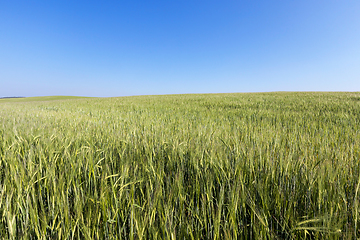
[1,1,360,97]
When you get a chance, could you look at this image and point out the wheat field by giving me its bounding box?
[0,92,360,239]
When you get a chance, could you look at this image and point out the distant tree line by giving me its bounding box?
[0,96,25,99]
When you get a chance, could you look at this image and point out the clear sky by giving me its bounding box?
[1,1,359,97]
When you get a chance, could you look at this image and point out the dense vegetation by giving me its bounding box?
[0,92,360,239]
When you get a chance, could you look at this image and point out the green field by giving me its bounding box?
[1,92,360,239]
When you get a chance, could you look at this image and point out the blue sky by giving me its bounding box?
[1,1,359,97]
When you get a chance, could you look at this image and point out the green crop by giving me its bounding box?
[0,92,359,239]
